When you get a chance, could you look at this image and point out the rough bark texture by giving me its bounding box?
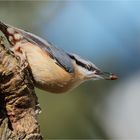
[0,40,42,139]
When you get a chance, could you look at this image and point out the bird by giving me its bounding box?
[0,21,117,93]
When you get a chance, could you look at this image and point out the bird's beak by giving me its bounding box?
[94,70,118,80]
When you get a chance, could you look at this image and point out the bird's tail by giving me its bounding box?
[0,21,12,45]
[0,21,9,36]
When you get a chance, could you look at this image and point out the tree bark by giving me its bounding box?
[0,38,42,139]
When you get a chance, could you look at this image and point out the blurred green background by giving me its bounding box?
[1,1,140,139]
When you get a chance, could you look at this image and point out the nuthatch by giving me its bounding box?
[0,21,117,93]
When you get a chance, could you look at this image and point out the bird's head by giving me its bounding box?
[68,53,118,82]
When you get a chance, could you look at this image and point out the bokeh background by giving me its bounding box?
[1,0,140,139]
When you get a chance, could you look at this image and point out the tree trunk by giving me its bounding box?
[0,37,42,139]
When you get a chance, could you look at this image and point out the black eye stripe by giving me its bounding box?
[68,53,97,71]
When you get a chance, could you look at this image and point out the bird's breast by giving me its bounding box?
[21,43,76,93]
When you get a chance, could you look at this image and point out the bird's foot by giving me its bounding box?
[7,27,28,70]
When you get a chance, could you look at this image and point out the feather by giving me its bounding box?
[0,21,74,73]
[68,53,100,72]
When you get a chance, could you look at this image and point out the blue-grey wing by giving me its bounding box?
[21,31,74,73]
[0,21,74,73]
